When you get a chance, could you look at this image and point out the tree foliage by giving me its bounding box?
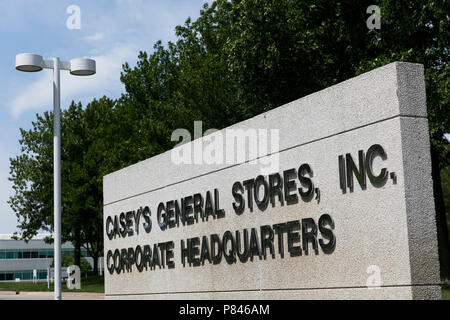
[9,98,116,274]
[120,0,448,156]
[51,253,92,277]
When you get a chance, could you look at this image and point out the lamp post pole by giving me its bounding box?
[53,57,62,301]
[15,53,96,300]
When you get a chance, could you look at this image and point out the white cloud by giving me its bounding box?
[84,33,104,42]
[11,72,53,118]
[0,143,19,234]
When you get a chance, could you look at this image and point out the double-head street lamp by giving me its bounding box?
[15,53,96,300]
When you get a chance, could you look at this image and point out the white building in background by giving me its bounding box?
[0,234,102,282]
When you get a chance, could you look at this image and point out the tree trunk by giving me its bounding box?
[431,146,450,283]
[73,228,81,269]
[93,253,99,276]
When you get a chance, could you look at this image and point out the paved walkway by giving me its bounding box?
[0,291,104,300]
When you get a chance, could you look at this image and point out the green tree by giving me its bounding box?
[9,98,115,275]
[51,253,92,277]
[442,164,450,242]
[119,0,449,279]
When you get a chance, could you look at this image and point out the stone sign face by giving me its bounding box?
[103,62,441,299]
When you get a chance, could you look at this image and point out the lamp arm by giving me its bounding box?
[43,59,70,71]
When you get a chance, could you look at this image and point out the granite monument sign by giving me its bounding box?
[103,62,440,299]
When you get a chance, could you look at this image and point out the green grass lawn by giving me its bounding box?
[0,277,447,298]
[0,275,104,293]
[442,286,450,300]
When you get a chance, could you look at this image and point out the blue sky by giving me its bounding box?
[0,0,208,233]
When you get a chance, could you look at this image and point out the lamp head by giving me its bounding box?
[15,53,44,72]
[70,58,96,76]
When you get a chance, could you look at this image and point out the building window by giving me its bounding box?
[62,250,72,256]
[0,249,86,260]
[0,270,48,281]
[22,272,32,280]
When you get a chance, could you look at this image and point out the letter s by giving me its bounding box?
[142,206,152,233]
[232,181,245,215]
